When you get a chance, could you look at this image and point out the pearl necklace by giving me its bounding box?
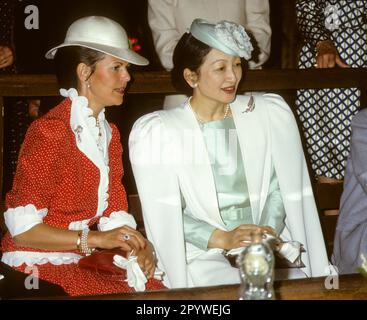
[189,103,230,124]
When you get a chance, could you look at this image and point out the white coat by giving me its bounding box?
[129,93,330,289]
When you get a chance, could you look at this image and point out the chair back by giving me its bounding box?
[314,182,343,258]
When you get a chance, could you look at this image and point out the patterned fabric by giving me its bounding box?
[295,0,367,179]
[14,263,164,296]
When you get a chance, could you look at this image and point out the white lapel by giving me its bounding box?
[61,88,110,217]
[230,95,272,224]
[159,102,226,229]
[104,120,112,163]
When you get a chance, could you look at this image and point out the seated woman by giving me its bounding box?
[1,16,164,296]
[129,19,330,289]
[333,109,367,274]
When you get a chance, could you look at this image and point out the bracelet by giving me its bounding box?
[80,228,94,255]
[76,230,82,252]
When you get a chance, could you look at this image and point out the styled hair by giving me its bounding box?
[54,46,105,89]
[171,32,247,95]
[171,33,212,95]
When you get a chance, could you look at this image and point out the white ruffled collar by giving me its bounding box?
[60,88,106,142]
[62,87,112,165]
[61,88,112,217]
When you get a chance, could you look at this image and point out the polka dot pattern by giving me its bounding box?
[0,99,164,295]
[14,263,165,296]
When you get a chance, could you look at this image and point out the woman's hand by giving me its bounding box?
[209,224,277,250]
[315,40,349,68]
[0,46,14,69]
[134,240,157,279]
[89,226,147,252]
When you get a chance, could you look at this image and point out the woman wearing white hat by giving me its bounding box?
[130,19,331,289]
[1,16,164,296]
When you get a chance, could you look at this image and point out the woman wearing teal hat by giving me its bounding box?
[130,19,330,289]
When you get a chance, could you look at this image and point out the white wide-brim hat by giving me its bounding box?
[45,16,149,66]
[190,18,253,60]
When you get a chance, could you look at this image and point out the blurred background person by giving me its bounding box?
[295,0,367,184]
[1,0,36,199]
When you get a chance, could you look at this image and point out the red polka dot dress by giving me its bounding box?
[1,95,165,296]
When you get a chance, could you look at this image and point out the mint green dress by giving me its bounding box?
[183,117,286,250]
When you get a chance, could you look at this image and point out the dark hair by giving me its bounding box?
[171,33,212,95]
[54,46,105,89]
[171,33,247,95]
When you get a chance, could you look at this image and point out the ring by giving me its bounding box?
[122,234,130,241]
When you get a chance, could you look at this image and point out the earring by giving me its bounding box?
[192,83,198,88]
[87,82,91,88]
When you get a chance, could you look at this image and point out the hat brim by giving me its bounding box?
[45,41,149,66]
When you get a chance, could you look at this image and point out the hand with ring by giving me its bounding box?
[89,225,146,252]
[122,234,130,241]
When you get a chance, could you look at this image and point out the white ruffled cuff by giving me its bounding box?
[278,241,302,263]
[98,211,137,231]
[4,204,48,237]
[113,254,164,292]
[68,218,91,231]
[1,251,82,267]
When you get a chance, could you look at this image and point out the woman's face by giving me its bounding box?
[195,48,242,105]
[87,54,131,110]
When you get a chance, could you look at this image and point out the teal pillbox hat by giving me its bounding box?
[189,19,253,60]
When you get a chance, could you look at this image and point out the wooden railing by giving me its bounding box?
[3,273,366,300]
[71,274,367,300]
[1,68,367,95]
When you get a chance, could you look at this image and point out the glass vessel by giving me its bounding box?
[236,231,275,300]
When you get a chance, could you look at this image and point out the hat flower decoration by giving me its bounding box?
[214,21,253,60]
[128,37,142,52]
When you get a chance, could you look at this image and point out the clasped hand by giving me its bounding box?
[91,226,156,279]
[210,224,278,251]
